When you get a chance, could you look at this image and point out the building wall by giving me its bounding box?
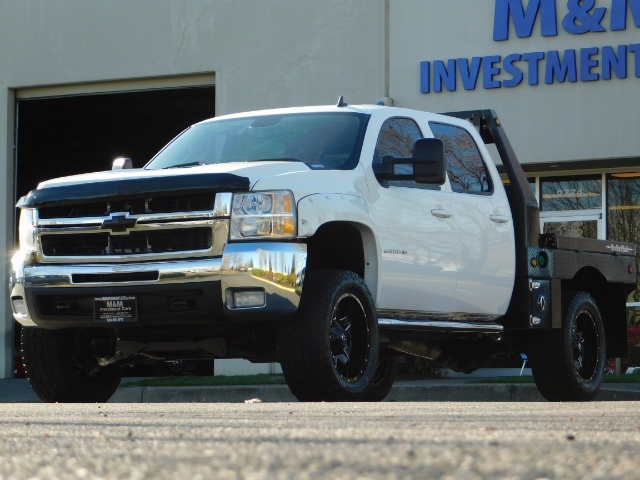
[0,0,386,112]
[389,0,640,166]
[1,87,15,378]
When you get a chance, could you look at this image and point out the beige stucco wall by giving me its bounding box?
[0,0,386,112]
[1,87,15,378]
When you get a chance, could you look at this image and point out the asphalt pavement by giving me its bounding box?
[4,401,640,479]
[2,369,640,403]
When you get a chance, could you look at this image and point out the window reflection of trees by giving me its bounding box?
[608,176,640,243]
[540,176,601,211]
[375,118,422,159]
[429,123,490,193]
[607,175,640,314]
[374,118,423,179]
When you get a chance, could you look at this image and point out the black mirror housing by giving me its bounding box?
[372,138,445,185]
[413,138,445,185]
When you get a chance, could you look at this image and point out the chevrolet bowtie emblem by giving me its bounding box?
[101,212,137,233]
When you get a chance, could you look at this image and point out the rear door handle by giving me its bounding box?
[490,214,509,224]
[431,208,453,219]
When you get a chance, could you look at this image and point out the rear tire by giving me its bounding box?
[361,354,397,401]
[21,327,123,403]
[278,270,379,401]
[529,291,605,401]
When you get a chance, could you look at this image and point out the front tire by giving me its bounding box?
[278,270,379,401]
[21,327,123,403]
[529,291,605,401]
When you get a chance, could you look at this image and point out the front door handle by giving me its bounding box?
[431,208,453,219]
[490,214,509,223]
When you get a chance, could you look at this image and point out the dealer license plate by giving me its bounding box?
[94,295,138,324]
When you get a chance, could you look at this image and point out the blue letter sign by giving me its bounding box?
[494,0,558,40]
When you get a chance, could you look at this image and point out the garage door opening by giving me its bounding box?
[11,84,215,378]
[15,85,215,202]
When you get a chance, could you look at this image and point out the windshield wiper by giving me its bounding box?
[162,158,305,169]
[251,158,304,163]
[162,162,205,169]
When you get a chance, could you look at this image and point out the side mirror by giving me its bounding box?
[112,157,133,170]
[413,138,445,185]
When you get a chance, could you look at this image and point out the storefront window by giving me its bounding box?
[607,173,640,315]
[540,175,602,211]
[607,173,640,243]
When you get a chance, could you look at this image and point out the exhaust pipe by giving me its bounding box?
[387,340,443,360]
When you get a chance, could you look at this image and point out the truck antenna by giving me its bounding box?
[336,96,348,107]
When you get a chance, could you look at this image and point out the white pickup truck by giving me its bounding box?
[11,100,636,402]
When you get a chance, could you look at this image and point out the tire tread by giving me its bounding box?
[21,328,123,403]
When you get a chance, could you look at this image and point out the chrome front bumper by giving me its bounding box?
[10,242,307,327]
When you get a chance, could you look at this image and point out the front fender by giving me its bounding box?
[296,193,380,301]
[297,193,375,238]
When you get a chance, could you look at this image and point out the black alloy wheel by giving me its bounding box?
[572,306,601,383]
[330,292,372,384]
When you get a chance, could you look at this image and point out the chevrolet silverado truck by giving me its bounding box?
[11,100,637,402]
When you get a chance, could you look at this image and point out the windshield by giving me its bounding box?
[145,112,369,170]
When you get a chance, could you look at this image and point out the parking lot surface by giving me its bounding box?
[1,401,639,479]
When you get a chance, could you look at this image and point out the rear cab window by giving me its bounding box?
[429,122,493,194]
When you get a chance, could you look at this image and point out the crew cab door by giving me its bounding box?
[364,112,460,314]
[429,120,515,316]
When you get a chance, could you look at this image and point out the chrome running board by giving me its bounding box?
[378,318,504,334]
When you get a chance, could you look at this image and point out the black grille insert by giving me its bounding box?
[41,228,212,256]
[39,192,215,219]
[72,272,160,283]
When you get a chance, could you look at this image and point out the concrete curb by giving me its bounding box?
[111,384,297,403]
[110,384,545,403]
[3,379,640,403]
[109,383,640,403]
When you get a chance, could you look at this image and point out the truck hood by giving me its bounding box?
[36,161,311,189]
[18,161,310,208]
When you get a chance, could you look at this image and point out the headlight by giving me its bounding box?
[18,208,37,250]
[230,191,296,240]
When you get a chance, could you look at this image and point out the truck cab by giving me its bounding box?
[364,108,515,318]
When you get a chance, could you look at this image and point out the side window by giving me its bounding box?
[429,122,492,194]
[374,117,423,183]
